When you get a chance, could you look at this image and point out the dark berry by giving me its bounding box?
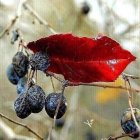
[29,51,50,72]
[6,64,20,85]
[45,93,67,119]
[81,2,90,15]
[12,51,29,77]
[27,85,45,113]
[16,77,28,94]
[55,118,65,128]
[14,93,31,119]
[11,30,19,44]
[121,108,140,138]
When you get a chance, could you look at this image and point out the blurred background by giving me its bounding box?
[0,0,140,139]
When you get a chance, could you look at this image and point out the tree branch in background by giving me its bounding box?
[0,0,26,38]
[0,113,43,140]
[23,3,57,34]
[0,120,36,140]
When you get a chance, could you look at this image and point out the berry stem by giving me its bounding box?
[50,76,56,92]
[47,82,66,140]
[123,76,140,132]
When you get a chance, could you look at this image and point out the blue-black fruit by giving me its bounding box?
[12,51,29,77]
[14,93,31,119]
[45,93,67,119]
[27,85,45,113]
[6,64,20,85]
[16,77,28,94]
[29,51,50,72]
[121,108,140,138]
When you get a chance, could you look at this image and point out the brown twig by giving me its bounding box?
[108,132,137,140]
[0,0,26,38]
[47,81,67,140]
[0,113,43,140]
[123,76,140,132]
[46,72,140,93]
[50,76,56,92]
[23,3,57,34]
[122,73,140,79]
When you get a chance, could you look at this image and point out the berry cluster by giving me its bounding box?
[7,51,67,119]
[7,52,29,85]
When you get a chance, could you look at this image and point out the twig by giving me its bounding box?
[122,73,140,79]
[0,0,26,38]
[60,89,80,140]
[50,76,56,92]
[123,76,140,132]
[47,81,67,140]
[46,72,140,93]
[0,113,43,140]
[23,3,57,34]
[108,131,137,140]
[0,120,36,140]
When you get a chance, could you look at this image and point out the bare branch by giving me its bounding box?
[108,132,137,140]
[0,0,26,38]
[124,77,140,132]
[122,73,140,79]
[0,113,43,140]
[0,120,36,140]
[47,82,67,140]
[23,3,57,34]
[47,72,140,93]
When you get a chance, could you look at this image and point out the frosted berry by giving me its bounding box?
[27,85,45,113]
[45,93,67,119]
[14,93,31,119]
[6,64,20,85]
[81,2,90,15]
[121,108,140,138]
[29,51,50,71]
[12,52,29,77]
[16,77,28,94]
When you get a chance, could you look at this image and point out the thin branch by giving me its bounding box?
[123,76,140,131]
[46,72,140,93]
[50,76,56,92]
[23,3,57,34]
[108,132,137,140]
[122,73,140,79]
[0,0,26,38]
[47,81,67,140]
[0,120,36,140]
[0,113,43,140]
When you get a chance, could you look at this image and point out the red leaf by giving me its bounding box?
[27,34,136,83]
